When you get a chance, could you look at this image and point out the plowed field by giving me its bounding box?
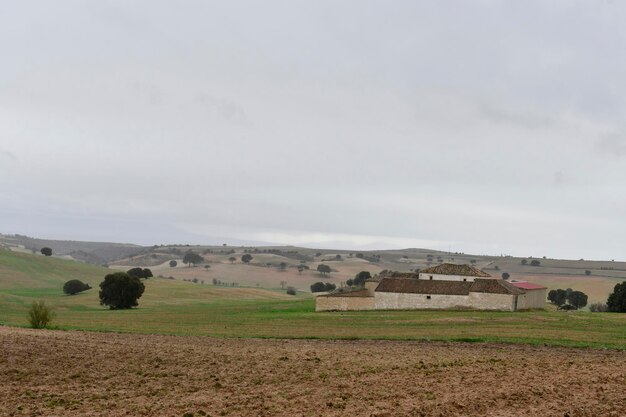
[1,327,625,417]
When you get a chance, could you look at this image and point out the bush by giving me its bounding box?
[530,260,541,266]
[99,272,145,309]
[28,301,54,329]
[241,254,253,264]
[127,267,153,279]
[286,287,297,295]
[63,279,91,295]
[501,272,510,280]
[607,281,626,312]
[353,271,371,287]
[589,302,608,312]
[169,260,177,267]
[40,247,52,256]
[585,270,591,276]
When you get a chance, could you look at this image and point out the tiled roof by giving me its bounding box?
[375,278,472,295]
[419,263,491,277]
[469,279,525,295]
[509,281,547,290]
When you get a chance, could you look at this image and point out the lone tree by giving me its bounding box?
[40,247,52,256]
[569,291,588,309]
[501,272,510,280]
[353,271,371,287]
[63,279,91,295]
[530,260,541,267]
[228,257,236,264]
[317,264,331,277]
[241,254,253,264]
[183,251,204,267]
[99,272,145,309]
[127,267,153,279]
[607,282,626,312]
[204,264,211,271]
[169,260,177,267]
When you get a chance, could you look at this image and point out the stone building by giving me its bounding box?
[315,263,547,312]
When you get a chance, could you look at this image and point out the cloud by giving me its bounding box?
[596,133,626,157]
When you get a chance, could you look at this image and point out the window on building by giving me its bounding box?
[429,275,433,280]
[463,278,467,282]
[426,295,431,300]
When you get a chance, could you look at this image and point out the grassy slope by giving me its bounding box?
[1,249,625,349]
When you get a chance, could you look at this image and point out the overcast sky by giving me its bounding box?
[1,1,626,260]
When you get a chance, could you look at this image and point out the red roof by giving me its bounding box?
[510,281,546,290]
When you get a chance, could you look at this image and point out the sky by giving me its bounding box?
[1,1,626,260]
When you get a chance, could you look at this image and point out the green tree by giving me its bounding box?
[183,252,204,267]
[169,260,177,267]
[547,289,567,306]
[501,272,510,280]
[607,282,626,312]
[28,301,54,329]
[40,247,52,256]
[241,254,253,264]
[521,259,528,265]
[310,282,326,292]
[569,291,588,309]
[353,271,371,287]
[530,260,541,266]
[63,279,91,295]
[229,257,236,264]
[99,272,145,309]
[317,264,331,276]
[278,262,287,271]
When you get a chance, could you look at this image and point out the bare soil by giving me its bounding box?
[1,327,625,417]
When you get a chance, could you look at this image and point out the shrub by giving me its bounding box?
[585,270,591,276]
[40,247,52,256]
[589,302,609,312]
[99,272,145,309]
[501,272,510,280]
[169,260,177,267]
[286,287,296,295]
[28,301,54,329]
[530,260,541,267]
[607,281,626,312]
[241,254,253,264]
[353,271,371,287]
[63,279,91,295]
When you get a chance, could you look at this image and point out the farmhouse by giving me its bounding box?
[315,263,547,312]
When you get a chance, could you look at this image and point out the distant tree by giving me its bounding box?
[99,272,145,309]
[317,264,331,277]
[355,253,364,259]
[241,254,253,264]
[346,279,354,286]
[142,268,153,278]
[501,272,510,280]
[204,264,211,271]
[278,262,287,271]
[212,278,217,285]
[530,260,541,267]
[286,287,296,295]
[607,282,626,312]
[335,254,342,260]
[521,259,528,265]
[28,301,54,329]
[548,289,567,306]
[192,278,198,283]
[40,247,52,256]
[228,257,236,264]
[324,283,336,292]
[585,270,591,276]
[310,282,326,292]
[183,252,204,267]
[569,291,588,309]
[127,267,145,278]
[494,265,500,271]
[297,265,304,274]
[63,279,91,295]
[353,271,371,287]
[470,259,477,265]
[315,252,322,257]
[169,260,177,267]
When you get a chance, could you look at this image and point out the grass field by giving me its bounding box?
[1,249,625,349]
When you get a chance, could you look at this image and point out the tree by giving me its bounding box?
[501,272,510,280]
[530,260,541,267]
[63,279,91,295]
[548,289,567,306]
[169,260,177,267]
[40,247,52,256]
[229,257,236,264]
[317,264,331,276]
[353,271,371,287]
[127,267,152,279]
[324,282,336,292]
[286,287,297,295]
[142,268,153,278]
[204,264,211,271]
[183,251,204,267]
[297,265,304,274]
[569,291,588,309]
[278,262,287,271]
[28,301,54,329]
[241,254,253,264]
[346,279,354,286]
[585,270,591,276]
[99,272,145,309]
[310,282,326,292]
[521,259,528,265]
[607,282,626,312]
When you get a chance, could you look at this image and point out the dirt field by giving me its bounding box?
[1,327,625,417]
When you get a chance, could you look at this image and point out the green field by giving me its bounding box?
[1,249,625,349]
